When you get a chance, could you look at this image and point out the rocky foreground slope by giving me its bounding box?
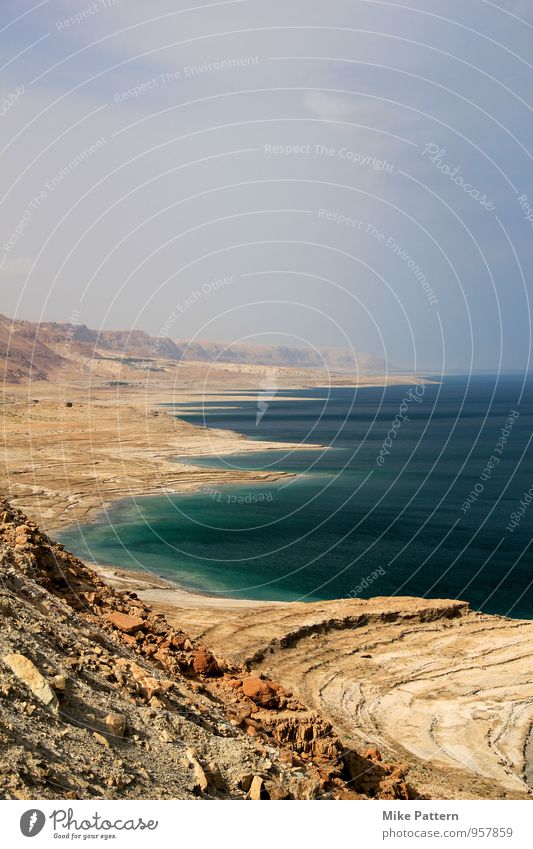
[0,500,414,800]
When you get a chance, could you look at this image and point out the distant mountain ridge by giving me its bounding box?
[0,313,387,383]
[171,341,387,374]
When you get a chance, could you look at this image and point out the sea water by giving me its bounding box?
[60,375,533,618]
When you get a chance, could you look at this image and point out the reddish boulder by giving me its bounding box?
[242,677,280,708]
[192,648,219,676]
[105,612,145,634]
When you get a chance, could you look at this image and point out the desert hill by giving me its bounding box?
[0,499,412,800]
[0,314,65,384]
[0,313,389,385]
[171,341,387,374]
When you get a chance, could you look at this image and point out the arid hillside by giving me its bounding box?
[0,313,395,386]
[0,315,65,384]
[0,499,413,801]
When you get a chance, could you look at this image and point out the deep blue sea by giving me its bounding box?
[60,376,533,618]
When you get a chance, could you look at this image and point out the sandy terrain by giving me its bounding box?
[0,396,325,533]
[3,356,529,801]
[95,566,533,800]
[1,348,428,534]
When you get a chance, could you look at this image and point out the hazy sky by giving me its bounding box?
[1,0,532,371]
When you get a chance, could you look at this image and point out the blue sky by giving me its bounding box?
[1,0,532,371]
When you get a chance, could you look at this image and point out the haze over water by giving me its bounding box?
[61,376,533,619]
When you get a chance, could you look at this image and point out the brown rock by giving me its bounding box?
[3,653,58,713]
[93,732,111,748]
[186,748,208,793]
[239,774,254,792]
[116,660,161,699]
[249,775,265,800]
[51,674,68,692]
[192,648,219,676]
[160,729,175,743]
[242,677,279,708]
[265,780,292,800]
[105,713,126,737]
[105,612,145,634]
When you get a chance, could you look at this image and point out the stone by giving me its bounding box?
[160,729,174,743]
[51,674,68,692]
[206,763,227,792]
[239,774,254,792]
[93,732,111,748]
[192,648,219,676]
[186,748,208,793]
[242,677,279,708]
[105,612,145,634]
[3,653,58,713]
[265,780,292,800]
[249,775,265,800]
[117,660,161,699]
[105,713,126,737]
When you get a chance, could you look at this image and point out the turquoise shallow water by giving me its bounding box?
[60,375,533,618]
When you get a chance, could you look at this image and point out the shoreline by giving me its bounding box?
[2,374,431,607]
[5,378,532,798]
[16,375,430,534]
[1,391,327,536]
[91,561,283,611]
